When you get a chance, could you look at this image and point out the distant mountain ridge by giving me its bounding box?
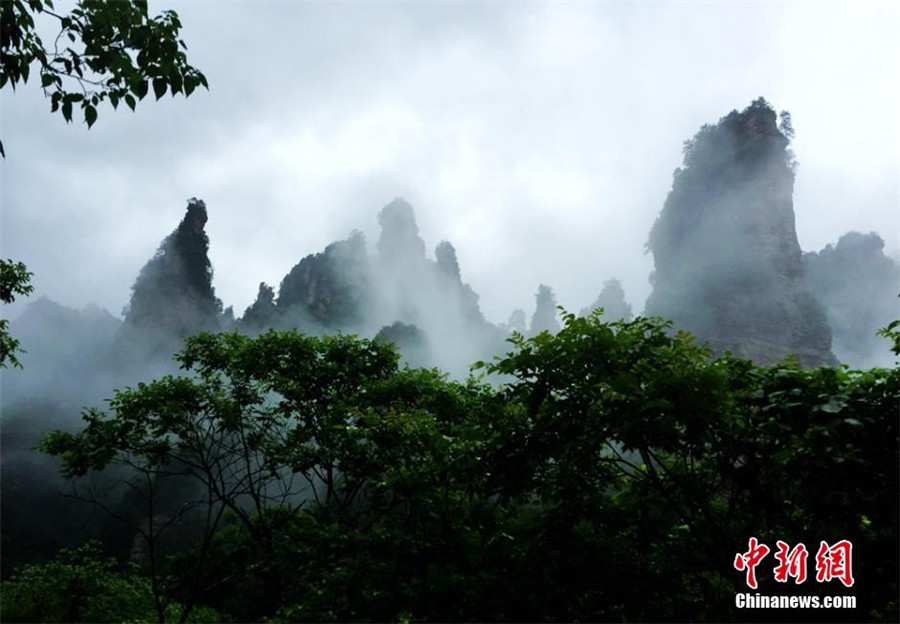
[10,99,897,373]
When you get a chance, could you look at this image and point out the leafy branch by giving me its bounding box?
[0,0,208,155]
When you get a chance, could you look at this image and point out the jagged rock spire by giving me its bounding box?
[645,99,834,366]
[124,198,222,339]
[530,284,560,335]
[241,282,277,330]
[581,279,632,321]
[435,241,461,281]
[377,197,426,265]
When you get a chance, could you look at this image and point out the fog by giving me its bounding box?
[2,2,898,327]
[2,0,899,577]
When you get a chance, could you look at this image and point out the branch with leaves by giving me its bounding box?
[0,259,34,368]
[0,0,208,155]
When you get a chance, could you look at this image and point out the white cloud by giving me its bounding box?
[3,1,898,322]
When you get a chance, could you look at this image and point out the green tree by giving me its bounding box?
[877,315,900,357]
[1,0,208,154]
[0,541,220,623]
[40,318,899,622]
[0,0,206,369]
[40,330,406,619]
[486,310,898,621]
[0,259,34,367]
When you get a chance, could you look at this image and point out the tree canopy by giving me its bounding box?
[28,312,899,622]
[0,0,206,372]
[0,259,34,367]
[1,0,207,153]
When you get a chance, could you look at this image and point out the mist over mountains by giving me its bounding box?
[239,197,508,376]
[2,99,897,571]
[645,98,836,367]
[805,231,900,369]
[8,99,893,382]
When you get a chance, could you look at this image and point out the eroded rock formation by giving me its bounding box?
[530,284,560,335]
[581,279,633,321]
[124,198,223,345]
[645,99,835,366]
[277,231,370,330]
[804,232,899,367]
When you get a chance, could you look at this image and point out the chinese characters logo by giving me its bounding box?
[734,538,854,589]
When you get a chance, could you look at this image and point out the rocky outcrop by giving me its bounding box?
[530,284,560,335]
[375,321,429,368]
[277,231,370,330]
[505,309,527,334]
[645,99,835,367]
[377,198,426,267]
[124,198,223,343]
[241,282,278,331]
[804,232,900,367]
[371,198,503,372]
[433,241,485,327]
[581,279,633,321]
[230,198,504,375]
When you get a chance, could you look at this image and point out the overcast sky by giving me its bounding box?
[2,1,898,325]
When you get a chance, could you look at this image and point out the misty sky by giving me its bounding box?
[2,1,898,325]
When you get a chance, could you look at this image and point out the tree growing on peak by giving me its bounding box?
[778,109,795,140]
[646,99,834,366]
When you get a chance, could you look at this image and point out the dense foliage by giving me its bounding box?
[0,259,34,367]
[11,313,898,622]
[0,542,221,623]
[1,0,207,146]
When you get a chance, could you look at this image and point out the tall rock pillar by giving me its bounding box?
[645,99,835,366]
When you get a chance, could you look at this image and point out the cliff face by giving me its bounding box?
[804,232,900,367]
[433,240,486,327]
[645,99,835,367]
[530,284,560,335]
[369,198,503,372]
[581,279,633,321]
[234,198,504,375]
[373,198,432,327]
[276,231,371,330]
[124,198,222,342]
[241,282,278,331]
